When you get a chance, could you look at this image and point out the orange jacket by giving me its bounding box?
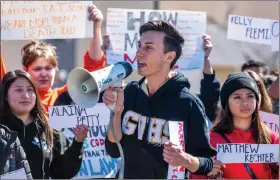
[0,54,6,81]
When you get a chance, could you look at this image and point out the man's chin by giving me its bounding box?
[138,70,146,77]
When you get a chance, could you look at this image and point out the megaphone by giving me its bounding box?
[67,61,133,108]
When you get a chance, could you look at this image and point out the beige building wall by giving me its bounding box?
[160,1,279,25]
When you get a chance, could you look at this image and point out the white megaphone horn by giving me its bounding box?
[67,61,133,109]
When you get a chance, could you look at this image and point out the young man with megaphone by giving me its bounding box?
[103,20,217,179]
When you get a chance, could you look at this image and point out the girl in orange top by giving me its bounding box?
[20,40,105,112]
[191,72,279,179]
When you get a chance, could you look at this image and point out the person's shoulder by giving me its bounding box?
[180,87,205,108]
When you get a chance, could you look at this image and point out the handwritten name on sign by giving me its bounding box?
[49,103,110,129]
[260,111,279,133]
[167,121,185,179]
[1,1,93,40]
[106,8,206,70]
[217,144,279,163]
[227,15,272,45]
[271,20,279,52]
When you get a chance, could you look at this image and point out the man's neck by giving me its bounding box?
[146,70,170,96]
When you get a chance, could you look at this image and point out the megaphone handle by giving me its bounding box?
[107,91,118,111]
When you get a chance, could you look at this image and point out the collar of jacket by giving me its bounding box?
[0,111,44,136]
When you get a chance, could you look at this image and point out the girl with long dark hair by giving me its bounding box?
[0,70,88,179]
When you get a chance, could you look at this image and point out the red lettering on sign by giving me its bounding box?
[124,53,137,64]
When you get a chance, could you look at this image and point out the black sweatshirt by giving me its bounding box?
[0,112,83,179]
[105,72,217,179]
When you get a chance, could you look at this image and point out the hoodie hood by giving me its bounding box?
[138,71,191,99]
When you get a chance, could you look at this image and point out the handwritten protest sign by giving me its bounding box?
[167,121,185,179]
[61,126,120,179]
[49,103,110,129]
[106,8,207,70]
[1,1,93,40]
[260,111,279,133]
[49,103,119,179]
[217,144,279,163]
[0,168,27,179]
[227,15,271,45]
[270,20,279,52]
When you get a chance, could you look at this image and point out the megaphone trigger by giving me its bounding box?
[107,91,118,111]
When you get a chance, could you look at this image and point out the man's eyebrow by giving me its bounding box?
[138,41,154,45]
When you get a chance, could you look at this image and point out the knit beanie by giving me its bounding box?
[220,72,260,109]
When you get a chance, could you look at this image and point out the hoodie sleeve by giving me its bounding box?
[181,89,217,175]
[50,130,83,179]
[197,72,220,122]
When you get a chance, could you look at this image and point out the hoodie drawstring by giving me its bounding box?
[34,120,46,179]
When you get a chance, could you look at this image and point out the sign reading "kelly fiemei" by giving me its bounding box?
[227,14,272,45]
[217,144,279,163]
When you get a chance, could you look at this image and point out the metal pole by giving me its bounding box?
[153,1,159,10]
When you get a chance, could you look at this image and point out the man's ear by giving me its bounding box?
[165,51,176,65]
[23,66,28,72]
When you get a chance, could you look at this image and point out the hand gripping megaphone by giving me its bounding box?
[67,61,133,109]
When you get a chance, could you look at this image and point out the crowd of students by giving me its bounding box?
[0,4,279,179]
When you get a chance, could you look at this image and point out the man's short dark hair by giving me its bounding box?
[139,20,184,69]
[241,59,269,75]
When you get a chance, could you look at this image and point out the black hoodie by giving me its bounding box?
[105,72,217,179]
[0,112,83,179]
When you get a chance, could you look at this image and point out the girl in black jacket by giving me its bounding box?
[0,70,88,179]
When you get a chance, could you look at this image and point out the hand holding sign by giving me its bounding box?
[203,34,212,58]
[88,5,103,28]
[207,159,226,178]
[74,124,89,142]
[163,141,199,173]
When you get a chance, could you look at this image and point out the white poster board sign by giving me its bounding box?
[227,15,271,45]
[167,121,185,179]
[270,20,279,52]
[1,1,93,40]
[49,104,110,129]
[106,8,207,70]
[217,144,279,163]
[0,168,27,179]
[49,103,120,179]
[260,111,279,133]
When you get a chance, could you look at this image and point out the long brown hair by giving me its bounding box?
[0,70,53,147]
[245,70,273,113]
